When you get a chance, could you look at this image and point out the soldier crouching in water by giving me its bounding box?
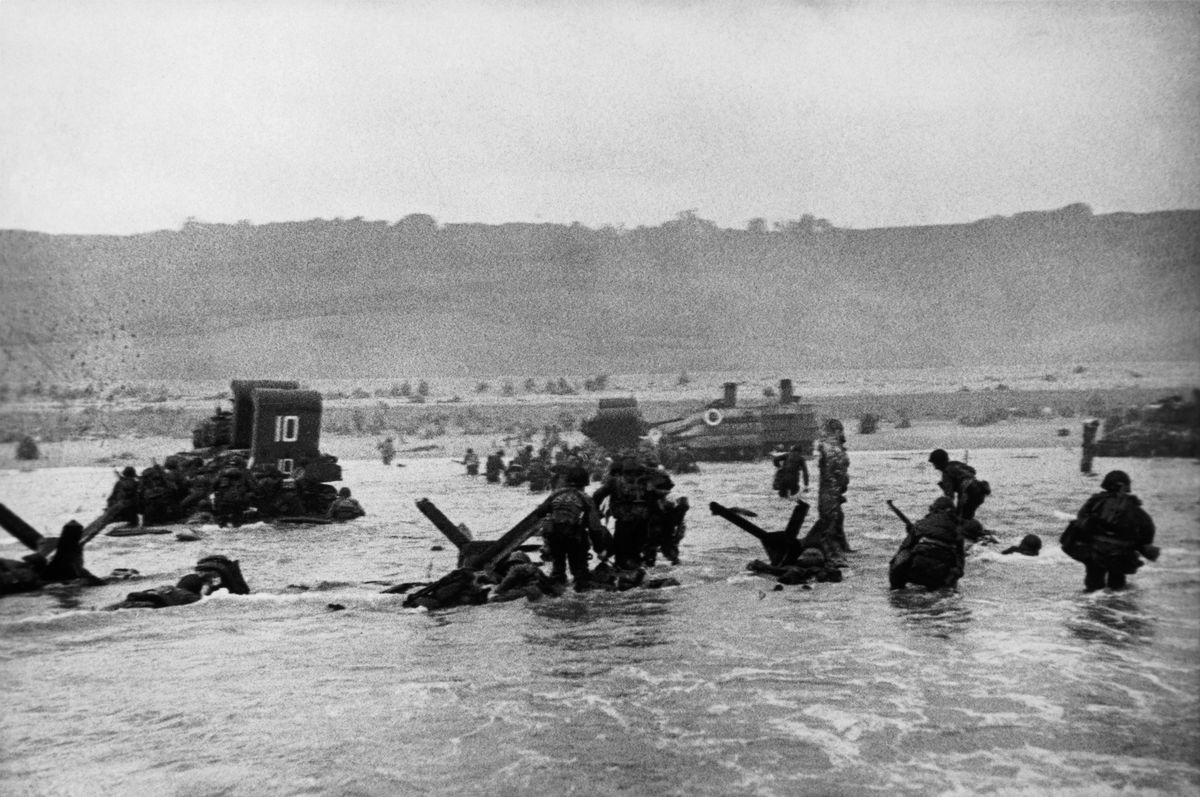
[1060,470,1158,591]
[328,487,366,521]
[536,467,608,591]
[889,496,966,590]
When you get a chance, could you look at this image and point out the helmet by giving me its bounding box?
[1100,470,1131,492]
[929,496,955,513]
[121,466,137,478]
[566,467,589,488]
[824,419,844,435]
[928,449,949,468]
[338,487,351,498]
[505,551,532,566]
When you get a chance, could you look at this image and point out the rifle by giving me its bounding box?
[886,500,914,530]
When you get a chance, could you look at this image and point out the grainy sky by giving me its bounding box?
[1,0,1197,234]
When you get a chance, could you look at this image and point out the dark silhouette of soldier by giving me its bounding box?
[772,444,810,498]
[107,466,141,528]
[592,454,674,570]
[538,468,606,590]
[889,496,966,590]
[1080,419,1101,476]
[377,436,396,466]
[485,450,506,483]
[929,449,990,521]
[328,487,366,521]
[1061,470,1158,591]
[212,456,256,528]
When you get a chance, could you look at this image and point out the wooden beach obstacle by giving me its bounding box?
[0,503,105,596]
[415,497,548,572]
[390,497,555,608]
[709,499,809,567]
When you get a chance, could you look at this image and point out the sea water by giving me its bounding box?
[1,448,1198,796]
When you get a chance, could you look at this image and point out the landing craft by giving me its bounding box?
[581,379,820,462]
[1092,391,1200,458]
[188,379,342,481]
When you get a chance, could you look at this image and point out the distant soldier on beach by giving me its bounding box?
[1080,419,1100,476]
[463,448,480,476]
[1060,470,1158,591]
[377,437,396,466]
[928,449,990,521]
[772,444,810,499]
[485,450,505,483]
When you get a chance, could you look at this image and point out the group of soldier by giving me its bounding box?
[81,414,1162,612]
[104,454,363,530]
[883,443,1158,593]
[760,418,1158,595]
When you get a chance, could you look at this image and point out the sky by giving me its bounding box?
[1,0,1198,235]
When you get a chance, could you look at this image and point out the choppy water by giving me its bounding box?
[2,448,1198,796]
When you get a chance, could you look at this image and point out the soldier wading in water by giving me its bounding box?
[1060,470,1159,591]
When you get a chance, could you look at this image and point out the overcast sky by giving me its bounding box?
[1,0,1197,234]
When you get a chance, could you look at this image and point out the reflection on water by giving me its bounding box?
[888,588,974,639]
[1066,590,1156,647]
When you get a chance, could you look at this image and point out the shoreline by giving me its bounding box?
[0,417,1092,472]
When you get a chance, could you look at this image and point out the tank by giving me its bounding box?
[648,380,820,461]
[1092,392,1200,458]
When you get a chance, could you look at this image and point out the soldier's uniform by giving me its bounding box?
[328,487,366,521]
[930,449,990,521]
[540,473,606,589]
[485,451,505,483]
[139,465,179,525]
[593,457,673,570]
[1061,470,1157,591]
[212,458,256,528]
[803,423,851,562]
[889,497,965,590]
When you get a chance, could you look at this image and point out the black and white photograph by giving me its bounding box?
[2,1,1198,794]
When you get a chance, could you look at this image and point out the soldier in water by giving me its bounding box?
[485,450,506,483]
[106,466,141,528]
[377,437,397,466]
[1080,419,1101,476]
[463,448,480,476]
[802,420,851,564]
[772,444,810,499]
[212,456,256,528]
[1060,470,1158,591]
[928,448,991,521]
[328,487,367,521]
[537,467,607,590]
[888,496,966,590]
